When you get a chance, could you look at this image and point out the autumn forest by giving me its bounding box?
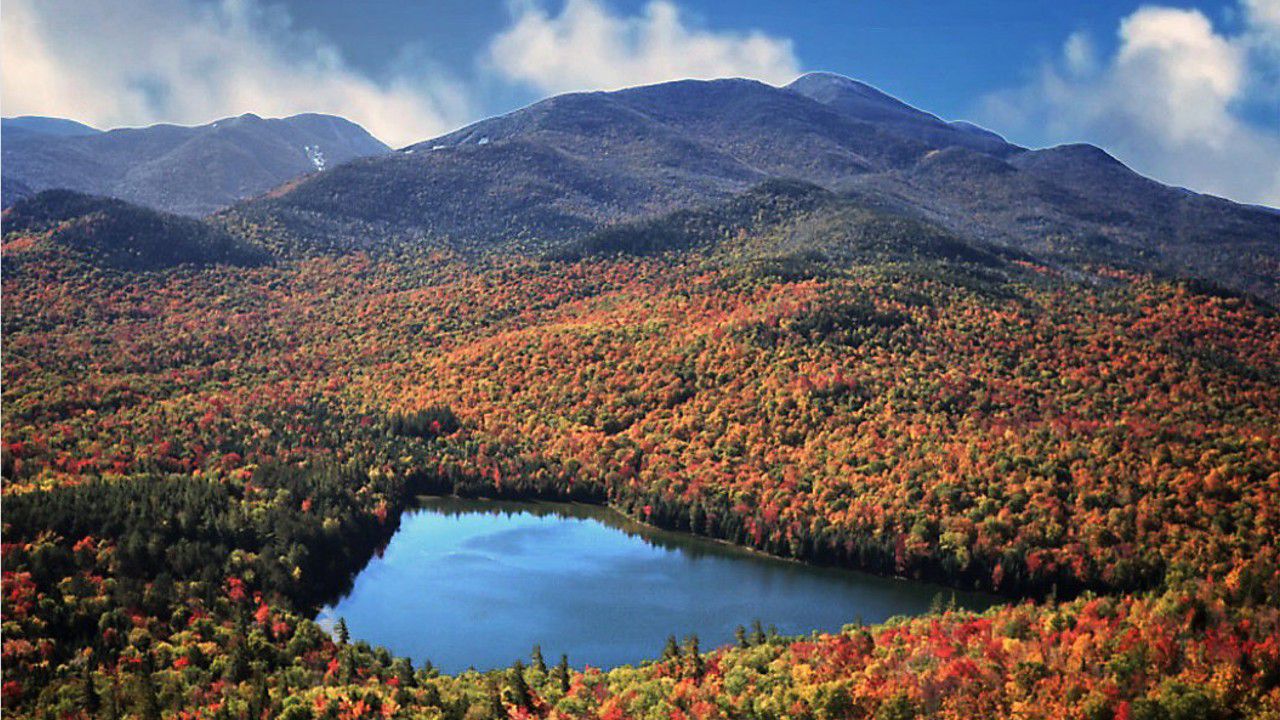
[3,187,1279,720]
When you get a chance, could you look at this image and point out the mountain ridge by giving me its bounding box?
[2,112,390,217]
[219,72,1278,300]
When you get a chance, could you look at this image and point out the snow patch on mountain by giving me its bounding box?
[304,145,326,171]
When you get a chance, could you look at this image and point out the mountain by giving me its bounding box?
[222,76,1015,254]
[220,78,926,253]
[2,115,101,140]
[2,113,390,217]
[221,73,1278,300]
[841,142,1280,300]
[785,72,1013,156]
[1,189,270,270]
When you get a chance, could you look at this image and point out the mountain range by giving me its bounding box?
[217,72,1278,300]
[3,73,1276,301]
[2,112,388,216]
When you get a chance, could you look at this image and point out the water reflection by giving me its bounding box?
[319,496,997,672]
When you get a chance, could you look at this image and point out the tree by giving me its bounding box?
[662,635,681,662]
[684,635,703,677]
[530,644,546,674]
[507,659,531,709]
[134,662,161,720]
[484,678,505,720]
[104,674,123,720]
[80,663,100,716]
[556,654,571,694]
[393,657,416,688]
[335,618,350,645]
[249,670,270,720]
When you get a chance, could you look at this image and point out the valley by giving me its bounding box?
[2,71,1279,720]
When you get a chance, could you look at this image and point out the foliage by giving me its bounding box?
[3,211,1279,717]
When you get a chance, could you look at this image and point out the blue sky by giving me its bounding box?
[3,0,1278,205]
[275,0,1262,126]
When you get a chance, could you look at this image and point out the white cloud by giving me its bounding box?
[0,0,474,147]
[1062,31,1098,76]
[486,0,801,94]
[978,2,1280,207]
[1246,0,1280,32]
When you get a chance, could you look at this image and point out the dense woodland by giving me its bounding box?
[2,201,1279,719]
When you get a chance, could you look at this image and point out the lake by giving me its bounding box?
[318,497,996,672]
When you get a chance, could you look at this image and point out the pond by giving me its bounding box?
[318,497,997,672]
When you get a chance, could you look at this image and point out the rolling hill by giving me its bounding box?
[1,189,271,270]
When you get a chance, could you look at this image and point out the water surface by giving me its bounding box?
[319,497,995,671]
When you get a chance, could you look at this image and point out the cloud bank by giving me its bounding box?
[979,1,1280,207]
[2,0,800,147]
[486,0,801,94]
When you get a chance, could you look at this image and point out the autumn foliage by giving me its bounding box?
[2,224,1278,718]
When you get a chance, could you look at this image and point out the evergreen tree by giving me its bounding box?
[335,617,350,645]
[339,649,356,684]
[662,634,681,662]
[530,644,546,674]
[556,654,571,694]
[226,640,250,683]
[393,657,416,688]
[80,662,101,715]
[508,659,532,709]
[248,670,270,720]
[135,662,161,720]
[684,635,704,677]
[734,625,749,648]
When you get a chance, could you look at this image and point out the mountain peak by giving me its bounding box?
[787,72,934,121]
[1039,142,1124,166]
[787,72,1014,157]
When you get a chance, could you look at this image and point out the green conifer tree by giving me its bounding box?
[556,654,571,694]
[530,644,547,674]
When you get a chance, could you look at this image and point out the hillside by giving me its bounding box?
[3,72,1280,720]
[221,73,1279,301]
[4,186,1279,717]
[1,189,271,270]
[2,113,389,217]
[220,77,974,252]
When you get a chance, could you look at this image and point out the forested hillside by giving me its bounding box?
[2,190,272,271]
[3,183,1278,718]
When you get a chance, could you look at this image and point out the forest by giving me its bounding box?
[2,208,1279,719]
